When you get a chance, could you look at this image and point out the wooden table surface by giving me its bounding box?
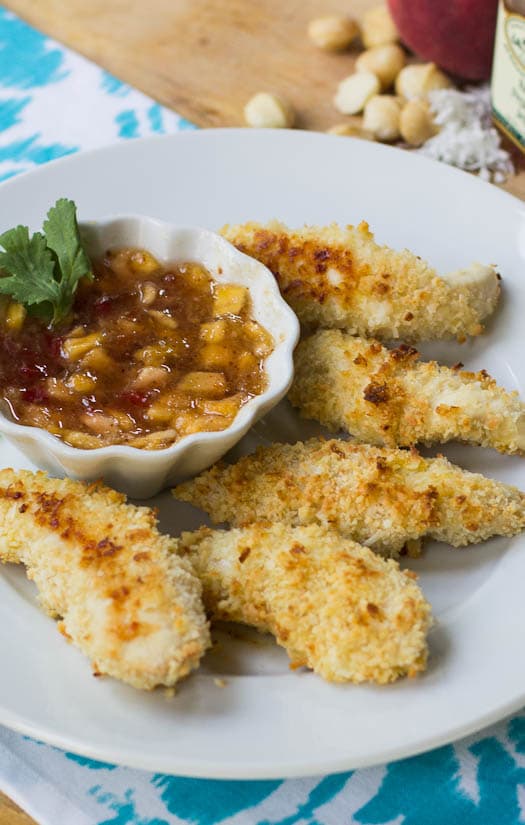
[0,792,33,824]
[1,1,525,822]
[3,0,525,195]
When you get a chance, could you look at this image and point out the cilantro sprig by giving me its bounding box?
[0,199,92,326]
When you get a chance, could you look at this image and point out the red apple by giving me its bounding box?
[387,0,499,80]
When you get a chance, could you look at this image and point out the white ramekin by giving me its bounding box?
[0,216,299,497]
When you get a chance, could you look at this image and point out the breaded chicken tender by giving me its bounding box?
[221,221,500,341]
[174,438,525,557]
[290,331,525,455]
[0,470,209,689]
[179,522,432,683]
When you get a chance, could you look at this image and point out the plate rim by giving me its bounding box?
[0,693,521,779]
[0,126,523,213]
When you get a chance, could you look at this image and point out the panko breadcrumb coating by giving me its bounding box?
[174,438,525,557]
[221,221,500,341]
[0,469,209,689]
[290,331,525,454]
[179,522,432,684]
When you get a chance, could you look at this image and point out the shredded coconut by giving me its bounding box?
[418,85,514,183]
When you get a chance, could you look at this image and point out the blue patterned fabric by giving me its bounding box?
[0,6,523,823]
[0,6,193,183]
[3,716,525,824]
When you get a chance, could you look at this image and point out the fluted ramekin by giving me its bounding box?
[0,216,299,497]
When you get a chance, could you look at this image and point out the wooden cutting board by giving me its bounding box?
[0,2,524,823]
[4,0,525,197]
[5,0,376,130]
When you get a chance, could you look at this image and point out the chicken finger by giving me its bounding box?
[289,331,525,454]
[221,220,500,341]
[179,522,432,684]
[174,438,525,557]
[0,469,209,689]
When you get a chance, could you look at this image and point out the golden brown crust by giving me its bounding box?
[179,522,432,684]
[221,221,500,341]
[0,469,210,689]
[174,438,525,556]
[290,331,525,454]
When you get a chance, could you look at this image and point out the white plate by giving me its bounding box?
[0,129,524,779]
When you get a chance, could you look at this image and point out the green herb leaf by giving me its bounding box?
[0,199,92,326]
[0,226,60,322]
[43,198,93,321]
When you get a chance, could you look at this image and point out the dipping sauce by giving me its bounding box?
[0,248,274,449]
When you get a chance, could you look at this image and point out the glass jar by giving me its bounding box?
[492,0,525,151]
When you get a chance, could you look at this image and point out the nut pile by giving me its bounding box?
[241,5,514,182]
[243,4,452,148]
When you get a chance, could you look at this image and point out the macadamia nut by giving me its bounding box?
[308,15,360,51]
[361,5,399,48]
[395,63,452,99]
[334,72,381,115]
[363,94,402,141]
[244,92,295,128]
[399,98,438,146]
[327,118,375,140]
[355,44,406,90]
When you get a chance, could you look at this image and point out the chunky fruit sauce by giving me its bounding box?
[0,248,273,449]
